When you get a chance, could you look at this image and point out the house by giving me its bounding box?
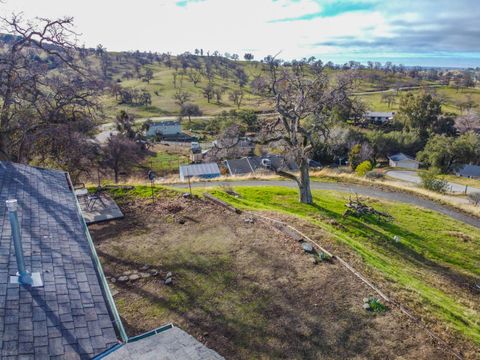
[0,162,224,359]
[146,120,181,137]
[179,163,221,181]
[455,164,480,179]
[0,162,119,358]
[224,155,301,176]
[388,153,420,169]
[364,111,395,124]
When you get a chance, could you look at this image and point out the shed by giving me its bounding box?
[388,153,419,170]
[146,120,181,138]
[179,163,221,181]
[365,111,395,124]
[455,164,480,179]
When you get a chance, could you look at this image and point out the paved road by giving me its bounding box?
[386,170,480,194]
[172,179,480,228]
[352,84,442,96]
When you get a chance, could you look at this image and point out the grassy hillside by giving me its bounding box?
[356,86,480,114]
[208,186,480,348]
[98,53,480,120]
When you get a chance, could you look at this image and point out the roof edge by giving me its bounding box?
[65,172,128,344]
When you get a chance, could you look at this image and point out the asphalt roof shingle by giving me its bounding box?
[0,162,119,359]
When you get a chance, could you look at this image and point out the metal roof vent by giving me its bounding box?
[6,199,43,287]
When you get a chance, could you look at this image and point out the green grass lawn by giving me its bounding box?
[142,147,189,174]
[206,186,480,346]
[441,174,480,189]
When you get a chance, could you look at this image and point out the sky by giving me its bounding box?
[2,0,480,67]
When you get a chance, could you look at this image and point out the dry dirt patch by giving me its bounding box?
[89,193,453,359]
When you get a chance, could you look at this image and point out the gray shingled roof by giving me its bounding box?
[388,152,416,162]
[0,162,119,359]
[103,325,224,360]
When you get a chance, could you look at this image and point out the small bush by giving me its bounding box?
[468,192,480,206]
[355,160,373,176]
[365,170,385,180]
[363,296,387,313]
[419,168,449,193]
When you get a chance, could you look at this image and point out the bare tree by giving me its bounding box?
[0,14,103,162]
[173,89,191,108]
[188,70,201,87]
[229,90,244,109]
[180,103,202,127]
[202,83,214,103]
[259,58,358,203]
[144,68,154,83]
[101,134,142,183]
[455,110,480,133]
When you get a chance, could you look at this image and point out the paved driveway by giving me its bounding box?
[171,179,480,228]
[386,170,480,194]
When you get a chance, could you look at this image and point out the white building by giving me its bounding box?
[146,120,181,137]
[388,153,419,170]
[365,111,395,124]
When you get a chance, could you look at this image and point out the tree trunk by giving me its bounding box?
[298,161,312,204]
[114,169,119,184]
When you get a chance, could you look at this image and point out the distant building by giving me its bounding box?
[179,163,221,181]
[364,111,395,124]
[224,155,306,176]
[388,153,419,170]
[455,164,480,179]
[146,120,181,137]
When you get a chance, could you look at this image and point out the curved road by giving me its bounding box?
[172,180,480,228]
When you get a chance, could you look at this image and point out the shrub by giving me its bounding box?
[419,168,449,193]
[363,296,387,313]
[355,160,373,176]
[365,170,385,180]
[468,192,480,206]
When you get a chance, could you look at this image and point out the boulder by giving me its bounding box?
[140,272,151,278]
[117,276,129,283]
[165,272,172,279]
[122,270,132,276]
[140,264,150,271]
[164,277,173,285]
[129,274,140,281]
[302,242,314,253]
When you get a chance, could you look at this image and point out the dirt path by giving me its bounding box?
[171,180,480,228]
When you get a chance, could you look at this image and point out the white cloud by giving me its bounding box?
[2,0,480,66]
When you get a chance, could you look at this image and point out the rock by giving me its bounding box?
[117,276,129,283]
[122,270,132,276]
[302,242,314,253]
[363,303,371,310]
[363,297,369,303]
[182,193,191,198]
[140,264,150,271]
[244,217,255,224]
[140,272,151,278]
[110,277,117,284]
[309,256,318,265]
[164,277,173,285]
[149,269,159,276]
[165,272,172,279]
[129,274,140,281]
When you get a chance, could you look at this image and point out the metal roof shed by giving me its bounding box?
[179,163,221,181]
